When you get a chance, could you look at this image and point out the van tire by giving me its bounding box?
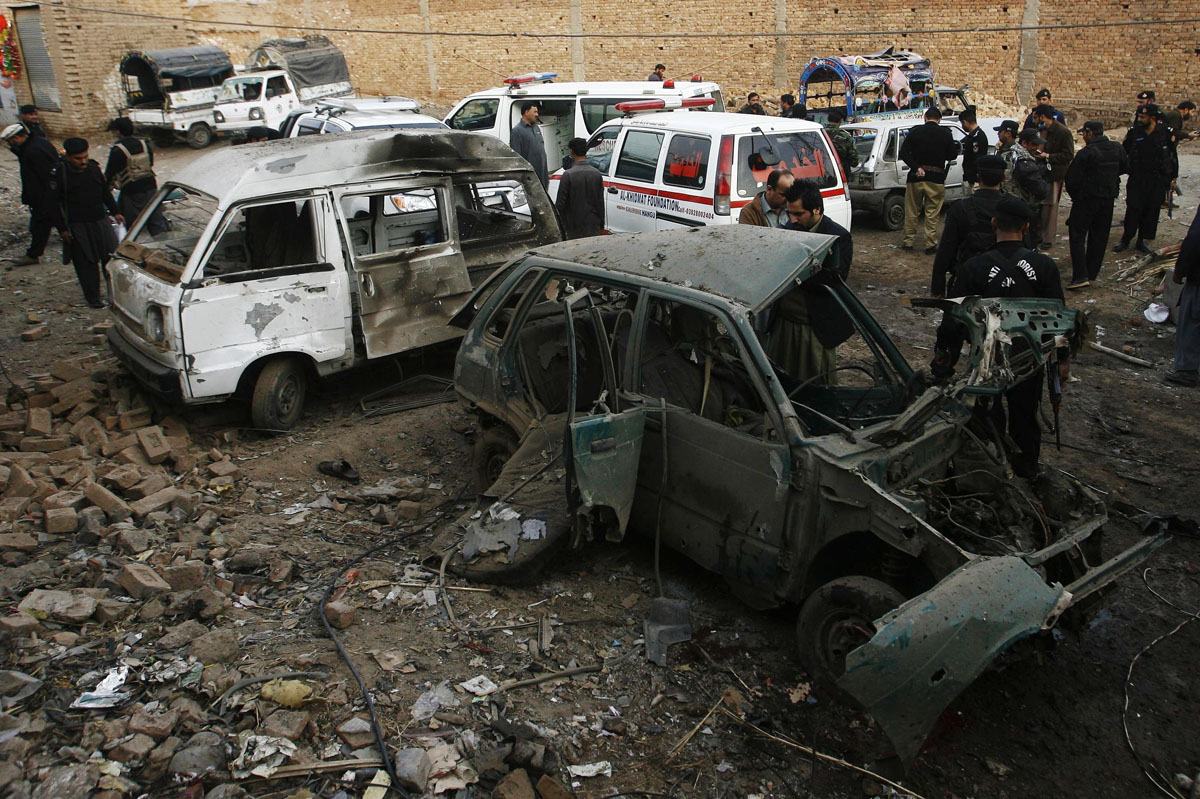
[187,123,213,149]
[250,358,307,432]
[881,193,905,231]
[796,576,905,701]
[473,424,518,491]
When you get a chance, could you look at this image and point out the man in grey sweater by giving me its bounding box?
[509,101,548,188]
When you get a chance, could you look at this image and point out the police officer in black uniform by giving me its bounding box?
[930,154,1006,297]
[1114,103,1172,254]
[933,196,1069,479]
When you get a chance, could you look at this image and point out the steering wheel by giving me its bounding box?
[786,364,876,400]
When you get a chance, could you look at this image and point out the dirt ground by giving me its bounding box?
[0,133,1197,799]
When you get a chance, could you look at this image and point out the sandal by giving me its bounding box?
[317,459,360,483]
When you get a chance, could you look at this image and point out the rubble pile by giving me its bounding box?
[0,356,642,798]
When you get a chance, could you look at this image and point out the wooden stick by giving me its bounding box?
[497,663,601,692]
[666,694,724,761]
[253,758,383,780]
[718,708,928,799]
[1089,341,1153,368]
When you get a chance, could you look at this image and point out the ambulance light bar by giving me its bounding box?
[504,72,557,88]
[614,97,716,114]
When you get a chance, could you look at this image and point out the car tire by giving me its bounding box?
[250,358,307,432]
[187,123,214,149]
[473,424,518,491]
[796,576,906,700]
[881,193,905,231]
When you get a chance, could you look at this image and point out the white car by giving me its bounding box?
[281,97,448,136]
[842,118,970,230]
[551,104,852,233]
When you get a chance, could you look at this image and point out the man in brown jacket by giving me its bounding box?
[737,168,793,228]
[1032,104,1074,250]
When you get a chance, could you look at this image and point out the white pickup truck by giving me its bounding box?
[213,35,353,138]
[120,46,234,149]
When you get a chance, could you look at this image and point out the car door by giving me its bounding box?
[606,128,666,233]
[943,122,967,199]
[178,193,347,398]
[334,178,471,357]
[616,294,792,593]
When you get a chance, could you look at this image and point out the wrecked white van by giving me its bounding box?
[105,131,562,430]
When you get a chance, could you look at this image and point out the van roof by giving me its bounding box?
[842,118,964,132]
[603,109,826,136]
[463,80,722,100]
[169,130,534,205]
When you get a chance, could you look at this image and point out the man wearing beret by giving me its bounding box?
[933,196,1068,479]
[1064,121,1128,288]
[52,137,122,308]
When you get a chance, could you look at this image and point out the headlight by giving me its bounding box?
[511,185,527,206]
[144,305,165,343]
[214,109,225,123]
[249,107,264,120]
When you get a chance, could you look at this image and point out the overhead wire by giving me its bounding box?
[39,3,1200,39]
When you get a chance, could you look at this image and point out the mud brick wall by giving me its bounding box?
[9,0,1199,137]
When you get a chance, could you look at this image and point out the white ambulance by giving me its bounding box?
[549,99,852,233]
[443,73,724,172]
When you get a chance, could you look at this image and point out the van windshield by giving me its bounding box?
[129,186,218,268]
[735,131,837,199]
[217,77,264,104]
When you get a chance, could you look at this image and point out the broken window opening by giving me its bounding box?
[202,197,320,281]
[339,186,446,259]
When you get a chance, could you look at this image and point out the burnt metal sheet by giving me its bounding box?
[837,556,1066,766]
[523,226,836,312]
[570,409,645,540]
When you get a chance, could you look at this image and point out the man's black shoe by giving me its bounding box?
[1164,370,1199,387]
[924,246,938,255]
[1135,241,1153,255]
[1113,240,1130,253]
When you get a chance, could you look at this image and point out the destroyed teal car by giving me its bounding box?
[440,225,1166,765]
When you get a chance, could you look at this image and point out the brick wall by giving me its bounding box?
[9,0,1199,137]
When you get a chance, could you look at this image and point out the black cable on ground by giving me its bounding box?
[319,529,425,798]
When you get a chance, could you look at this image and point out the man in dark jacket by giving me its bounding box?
[509,102,548,188]
[1064,121,1128,288]
[1115,104,1172,254]
[1031,104,1074,251]
[738,93,766,115]
[104,117,167,235]
[1165,204,1200,386]
[555,138,604,239]
[899,107,959,253]
[53,137,122,308]
[784,180,851,277]
[933,196,1069,478]
[959,106,989,192]
[2,122,59,266]
[931,154,1006,297]
[19,105,46,139]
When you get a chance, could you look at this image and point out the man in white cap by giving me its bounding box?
[2,122,59,266]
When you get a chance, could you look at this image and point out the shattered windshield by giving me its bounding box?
[129,186,217,269]
[216,77,263,104]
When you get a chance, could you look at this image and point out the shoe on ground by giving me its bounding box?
[900,244,914,251]
[1112,240,1130,253]
[11,255,38,266]
[1164,370,1199,387]
[1066,279,1090,290]
[88,300,106,309]
[1038,242,1053,251]
[924,246,938,255]
[1135,241,1153,255]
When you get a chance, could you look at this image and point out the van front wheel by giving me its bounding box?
[187,123,213,149]
[250,359,307,432]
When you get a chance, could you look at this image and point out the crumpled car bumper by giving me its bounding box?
[837,531,1169,766]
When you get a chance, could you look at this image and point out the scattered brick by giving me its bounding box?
[48,444,88,463]
[325,600,355,629]
[129,487,181,520]
[25,408,53,437]
[118,562,171,599]
[136,426,171,465]
[45,507,79,534]
[4,465,37,498]
[84,480,133,522]
[0,612,41,635]
[20,325,49,341]
[127,473,170,500]
[118,408,153,432]
[116,527,150,554]
[18,436,71,452]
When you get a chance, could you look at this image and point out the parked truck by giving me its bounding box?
[212,35,352,138]
[120,46,234,149]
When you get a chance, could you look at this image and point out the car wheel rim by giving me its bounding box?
[278,378,299,416]
[822,612,875,674]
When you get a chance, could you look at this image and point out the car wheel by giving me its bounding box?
[881,193,905,231]
[250,358,307,432]
[187,123,214,149]
[796,576,906,699]
[472,424,518,491]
